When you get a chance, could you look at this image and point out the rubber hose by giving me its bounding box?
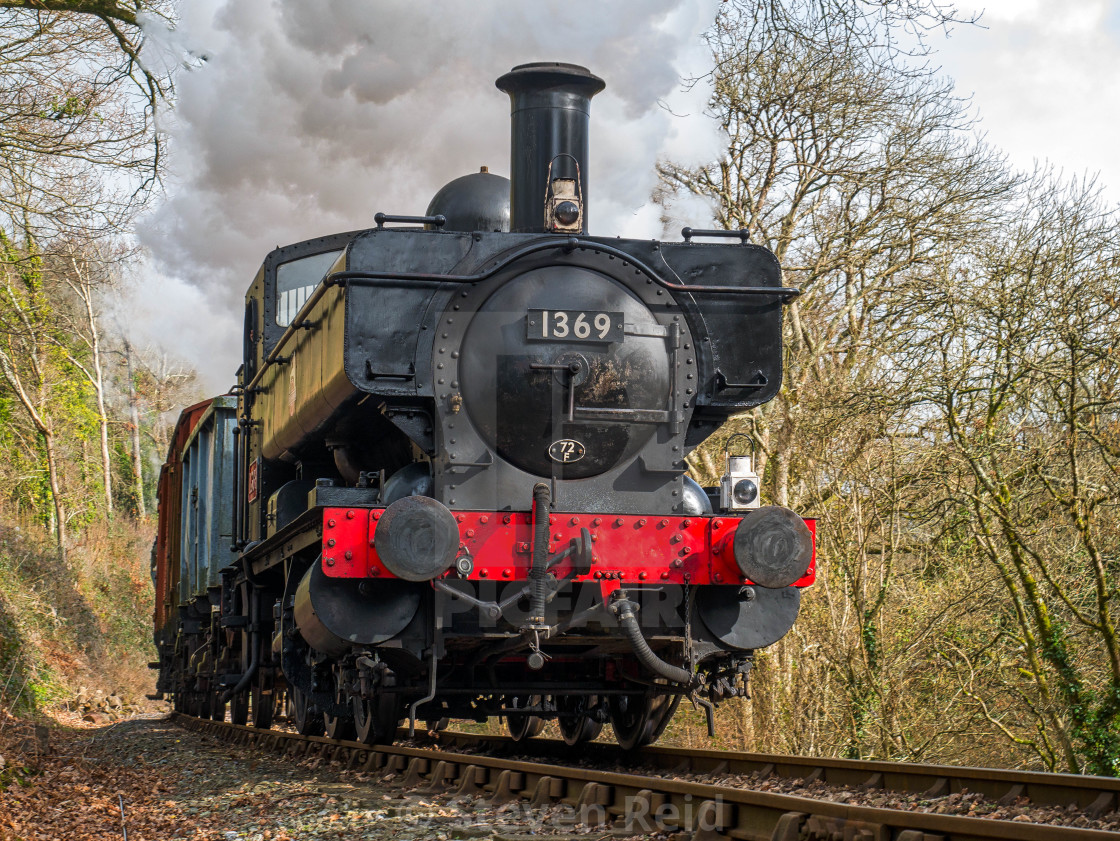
[529,483,551,625]
[615,600,695,686]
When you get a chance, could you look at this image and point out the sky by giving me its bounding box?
[124,0,1120,395]
[935,0,1120,193]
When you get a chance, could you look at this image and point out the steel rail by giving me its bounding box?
[173,714,1118,841]
[424,729,1120,816]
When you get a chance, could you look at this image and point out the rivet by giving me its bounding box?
[714,573,723,583]
[327,538,336,547]
[659,519,669,527]
[615,518,625,527]
[344,550,353,560]
[503,515,511,525]
[327,519,336,528]
[590,535,597,543]
[456,514,465,522]
[638,518,647,527]
[639,572,648,580]
[369,567,379,576]
[480,515,489,524]
[549,517,556,525]
[326,557,335,566]
[479,570,488,578]
[518,542,530,552]
[683,573,691,583]
[670,534,682,544]
[465,529,475,538]
[672,559,683,569]
[346,510,355,520]
[594,571,603,579]
[681,519,691,528]
[502,568,512,578]
[570,516,579,526]
[713,519,723,529]
[681,547,692,556]
[451,351,460,358]
[592,517,602,527]
[369,539,376,547]
[660,572,670,580]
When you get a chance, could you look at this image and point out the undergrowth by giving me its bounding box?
[0,516,155,716]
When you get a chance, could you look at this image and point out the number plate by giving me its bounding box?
[526,309,624,343]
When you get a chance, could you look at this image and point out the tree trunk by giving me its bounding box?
[124,339,145,516]
[42,420,67,562]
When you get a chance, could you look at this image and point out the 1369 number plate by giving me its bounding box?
[526,309,624,343]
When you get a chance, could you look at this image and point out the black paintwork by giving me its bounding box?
[162,64,804,739]
[495,63,605,233]
[426,170,511,233]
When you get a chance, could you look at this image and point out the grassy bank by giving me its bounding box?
[0,517,155,715]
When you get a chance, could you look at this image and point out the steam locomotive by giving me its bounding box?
[151,63,815,749]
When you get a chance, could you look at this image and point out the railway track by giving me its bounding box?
[173,713,1120,840]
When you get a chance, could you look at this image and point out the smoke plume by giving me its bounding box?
[134,1,722,391]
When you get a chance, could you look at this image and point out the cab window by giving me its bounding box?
[275,250,343,326]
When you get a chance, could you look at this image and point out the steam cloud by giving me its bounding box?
[134,0,722,391]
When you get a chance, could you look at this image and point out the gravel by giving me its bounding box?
[0,715,670,841]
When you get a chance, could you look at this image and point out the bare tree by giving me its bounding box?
[0,1,173,213]
[661,0,1013,758]
[917,175,1120,774]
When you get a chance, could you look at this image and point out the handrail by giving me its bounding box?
[245,236,799,394]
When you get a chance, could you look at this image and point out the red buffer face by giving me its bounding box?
[321,506,816,590]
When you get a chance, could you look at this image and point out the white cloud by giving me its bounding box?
[938,1,1120,195]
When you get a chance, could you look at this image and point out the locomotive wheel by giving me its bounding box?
[229,689,249,725]
[210,686,227,722]
[353,693,401,745]
[323,671,355,740]
[608,692,680,751]
[506,695,545,742]
[557,695,602,746]
[250,683,275,729]
[290,686,325,736]
[197,689,213,720]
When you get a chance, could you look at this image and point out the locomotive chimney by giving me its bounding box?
[495,62,606,234]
